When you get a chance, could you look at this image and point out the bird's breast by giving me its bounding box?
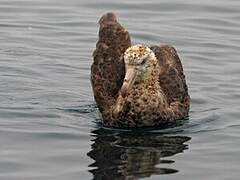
[125,85,161,115]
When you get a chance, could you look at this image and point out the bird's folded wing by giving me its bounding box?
[150,45,190,115]
[91,13,131,113]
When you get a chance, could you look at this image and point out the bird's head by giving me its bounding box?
[120,44,158,97]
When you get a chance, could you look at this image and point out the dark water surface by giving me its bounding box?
[1,0,240,179]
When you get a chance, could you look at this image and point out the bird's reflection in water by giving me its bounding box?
[88,126,191,180]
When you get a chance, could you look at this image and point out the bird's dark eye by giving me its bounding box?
[140,58,147,65]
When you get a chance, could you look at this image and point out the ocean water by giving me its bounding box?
[0,0,240,179]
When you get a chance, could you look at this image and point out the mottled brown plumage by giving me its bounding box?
[91,12,190,128]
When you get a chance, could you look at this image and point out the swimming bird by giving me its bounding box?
[91,12,190,127]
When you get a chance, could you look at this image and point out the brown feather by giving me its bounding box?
[91,12,131,114]
[150,45,190,108]
[91,13,190,127]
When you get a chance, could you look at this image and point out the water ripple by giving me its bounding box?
[0,0,240,179]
